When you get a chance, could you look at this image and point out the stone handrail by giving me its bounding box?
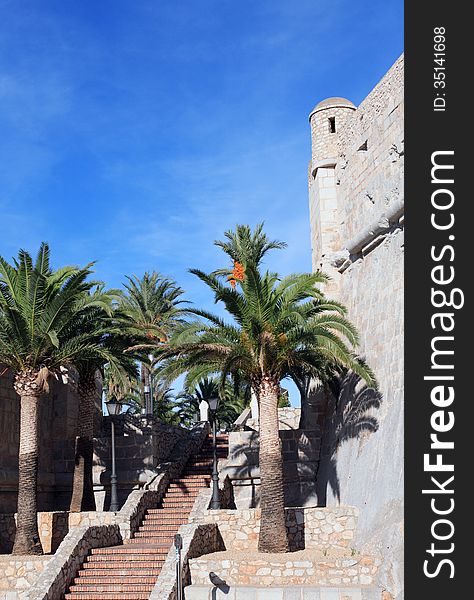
[26,524,121,600]
[231,407,251,431]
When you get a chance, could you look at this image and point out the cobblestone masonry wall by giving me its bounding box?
[0,556,51,600]
[189,506,358,552]
[308,56,404,599]
[185,587,386,600]
[0,525,120,600]
[188,553,380,588]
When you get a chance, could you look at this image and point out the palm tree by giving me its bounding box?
[153,384,181,425]
[212,222,287,279]
[117,272,188,413]
[0,244,111,554]
[156,230,374,553]
[69,294,138,512]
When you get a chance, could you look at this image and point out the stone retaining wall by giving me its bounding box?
[185,586,384,600]
[188,553,380,587]
[189,506,358,552]
[0,556,51,600]
[0,369,84,513]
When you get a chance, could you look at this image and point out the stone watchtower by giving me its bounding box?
[308,97,355,292]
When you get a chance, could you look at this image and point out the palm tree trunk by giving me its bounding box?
[257,376,289,553]
[70,371,97,512]
[12,394,43,555]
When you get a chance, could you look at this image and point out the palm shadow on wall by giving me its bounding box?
[314,371,382,506]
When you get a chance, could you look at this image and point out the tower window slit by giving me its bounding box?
[328,117,336,133]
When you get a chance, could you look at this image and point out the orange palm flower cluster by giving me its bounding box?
[228,260,245,288]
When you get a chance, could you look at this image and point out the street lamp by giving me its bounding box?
[144,354,155,416]
[105,396,123,512]
[207,396,221,509]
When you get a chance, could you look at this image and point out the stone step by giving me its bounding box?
[142,514,191,522]
[65,594,150,599]
[144,509,191,516]
[146,507,192,514]
[73,576,157,585]
[82,562,165,570]
[159,503,196,510]
[86,554,166,564]
[125,536,174,544]
[133,532,178,539]
[170,480,210,485]
[172,474,211,479]
[90,545,169,554]
[66,584,153,593]
[136,524,179,532]
[139,520,186,528]
[167,481,206,486]
[156,504,196,511]
[164,488,201,495]
[162,495,204,501]
[184,586,383,600]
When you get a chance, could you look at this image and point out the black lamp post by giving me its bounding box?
[143,354,155,416]
[207,396,221,509]
[105,396,123,512]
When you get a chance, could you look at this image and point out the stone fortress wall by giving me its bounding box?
[308,55,404,598]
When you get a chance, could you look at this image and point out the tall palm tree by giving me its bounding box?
[117,272,188,413]
[212,222,287,278]
[0,244,112,554]
[156,236,374,553]
[69,295,138,512]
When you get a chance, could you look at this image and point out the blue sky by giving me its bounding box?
[0,0,403,403]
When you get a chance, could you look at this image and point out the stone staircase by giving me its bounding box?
[63,434,228,600]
